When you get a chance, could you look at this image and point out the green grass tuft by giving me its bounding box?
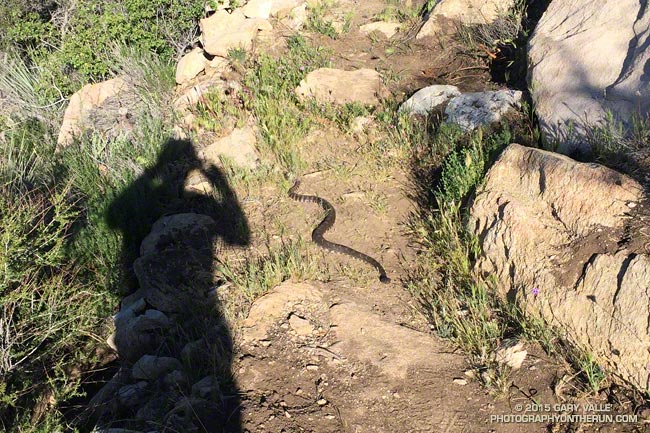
[243,35,331,173]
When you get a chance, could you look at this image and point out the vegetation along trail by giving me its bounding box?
[1,0,649,432]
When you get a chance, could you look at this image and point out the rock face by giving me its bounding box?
[469,143,649,390]
[417,0,516,39]
[57,77,129,147]
[175,47,208,84]
[200,9,272,57]
[295,68,387,106]
[445,89,521,130]
[398,84,460,116]
[528,0,650,153]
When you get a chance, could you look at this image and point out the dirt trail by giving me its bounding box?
[210,1,642,432]
[226,3,540,432]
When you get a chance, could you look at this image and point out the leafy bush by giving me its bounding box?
[0,42,177,428]
[0,124,117,431]
[1,0,203,96]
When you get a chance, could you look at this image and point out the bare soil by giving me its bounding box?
[195,1,649,432]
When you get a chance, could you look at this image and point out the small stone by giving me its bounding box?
[117,381,148,406]
[306,364,319,371]
[359,21,401,38]
[295,68,387,106]
[106,333,117,351]
[164,370,188,389]
[495,341,527,370]
[289,314,314,336]
[132,355,182,380]
[113,297,147,328]
[453,378,468,385]
[399,85,461,116]
[121,289,146,309]
[350,116,373,135]
[175,47,208,84]
[181,339,207,364]
[445,90,522,131]
[317,399,328,406]
[191,376,221,400]
[200,125,260,169]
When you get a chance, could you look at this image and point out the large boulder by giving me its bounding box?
[528,0,650,153]
[417,0,516,39]
[469,143,649,390]
[295,68,387,106]
[57,77,130,147]
[200,9,272,57]
[134,214,219,314]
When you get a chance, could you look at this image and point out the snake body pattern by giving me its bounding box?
[289,179,390,284]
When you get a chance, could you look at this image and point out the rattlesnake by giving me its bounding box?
[289,179,390,284]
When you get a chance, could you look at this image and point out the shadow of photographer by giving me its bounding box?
[89,138,248,432]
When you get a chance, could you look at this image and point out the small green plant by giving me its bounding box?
[367,191,389,214]
[576,351,607,393]
[374,0,419,23]
[584,111,650,172]
[243,35,330,172]
[307,0,341,39]
[227,47,248,65]
[0,122,119,431]
[406,122,521,385]
[194,89,246,134]
[308,101,371,133]
[217,239,322,304]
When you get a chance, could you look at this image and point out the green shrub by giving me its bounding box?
[1,0,203,96]
[0,123,117,431]
[406,123,515,385]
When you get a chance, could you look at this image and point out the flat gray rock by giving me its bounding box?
[445,89,521,130]
[398,84,460,116]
